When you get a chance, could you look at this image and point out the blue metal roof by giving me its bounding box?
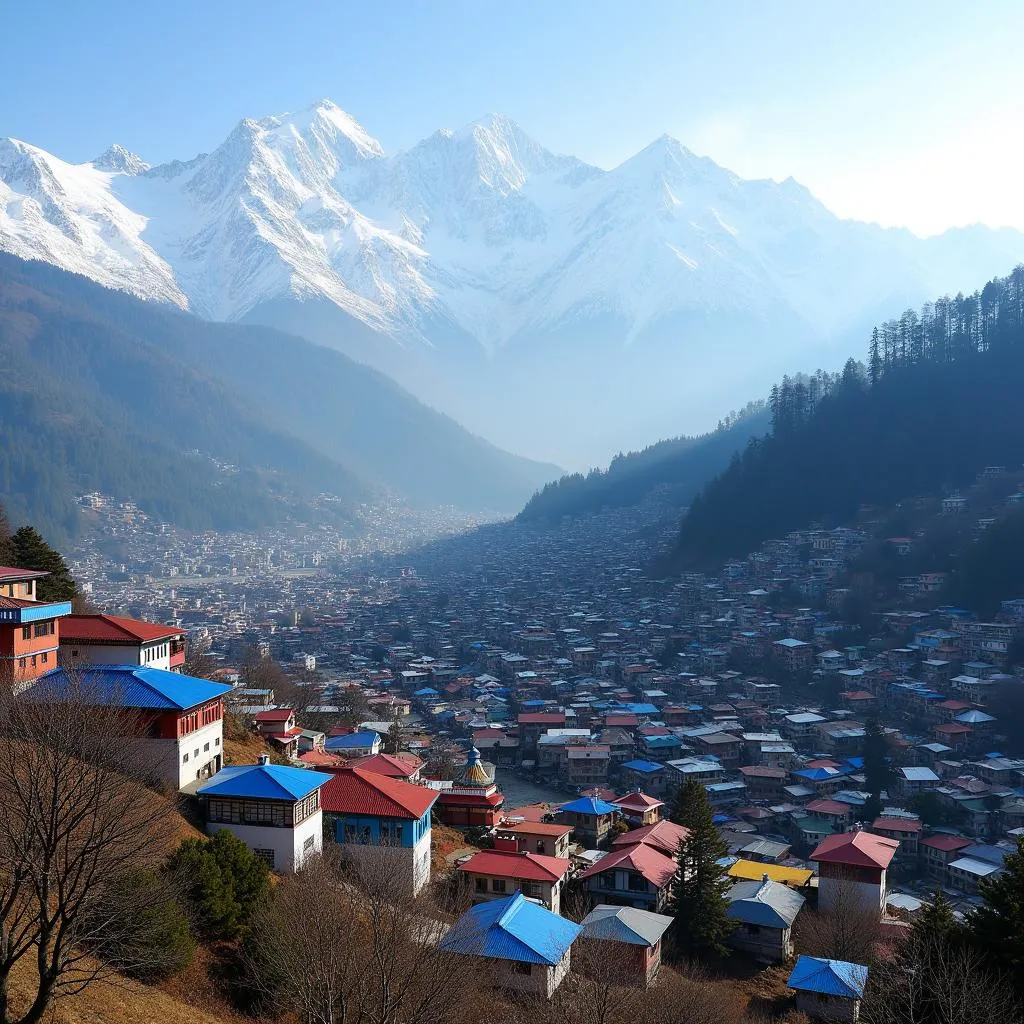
[32,665,232,711]
[622,759,663,773]
[559,796,618,815]
[325,730,380,750]
[439,892,580,965]
[787,956,868,999]
[197,762,326,801]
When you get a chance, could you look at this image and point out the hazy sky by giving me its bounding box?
[5,0,1024,236]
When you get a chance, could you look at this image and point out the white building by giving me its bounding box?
[197,755,326,872]
[59,613,187,672]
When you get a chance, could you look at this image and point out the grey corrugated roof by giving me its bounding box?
[579,905,674,947]
[727,877,805,928]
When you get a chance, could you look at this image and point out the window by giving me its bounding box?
[215,737,221,747]
[22,626,30,641]
[511,962,532,975]
[361,827,372,844]
[182,752,189,763]
[628,872,646,892]
[536,840,545,854]
[522,882,542,899]
[253,849,275,869]
[475,877,488,892]
[492,878,506,893]
[204,742,210,752]
[600,871,616,888]
[304,836,315,853]
[41,652,47,664]
[344,824,358,844]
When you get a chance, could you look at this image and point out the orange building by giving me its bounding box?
[0,566,72,686]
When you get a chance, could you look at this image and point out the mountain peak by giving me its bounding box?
[93,144,150,175]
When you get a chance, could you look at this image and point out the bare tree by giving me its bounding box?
[794,877,884,965]
[243,846,481,1024]
[0,675,177,1024]
[861,931,1020,1024]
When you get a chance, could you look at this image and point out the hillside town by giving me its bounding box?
[0,471,1016,1020]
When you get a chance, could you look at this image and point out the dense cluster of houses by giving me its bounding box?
[10,477,1024,1018]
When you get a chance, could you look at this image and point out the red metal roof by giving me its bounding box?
[255,708,295,722]
[612,819,688,857]
[579,842,676,888]
[811,830,899,869]
[500,821,573,837]
[458,848,570,883]
[872,817,922,833]
[805,799,851,815]
[612,791,664,811]
[0,566,46,581]
[355,752,423,778]
[60,613,184,644]
[920,835,973,852]
[318,766,438,819]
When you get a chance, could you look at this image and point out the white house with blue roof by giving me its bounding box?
[439,891,581,999]
[324,730,382,757]
[197,755,326,872]
[31,664,233,790]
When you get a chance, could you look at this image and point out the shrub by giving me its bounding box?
[165,830,271,941]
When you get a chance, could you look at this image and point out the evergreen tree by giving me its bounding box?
[0,504,13,567]
[9,525,80,602]
[863,716,888,821]
[165,830,270,941]
[668,781,732,958]
[968,836,1024,990]
[668,778,709,828]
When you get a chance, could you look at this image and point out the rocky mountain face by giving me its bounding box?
[3,100,1023,463]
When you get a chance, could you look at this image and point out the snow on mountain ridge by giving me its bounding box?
[1,99,1023,371]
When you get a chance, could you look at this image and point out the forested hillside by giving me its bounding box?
[518,403,769,521]
[0,256,559,539]
[668,265,1024,570]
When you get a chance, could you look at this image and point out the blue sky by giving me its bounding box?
[4,0,1024,235]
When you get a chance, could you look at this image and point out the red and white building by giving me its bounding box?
[59,613,187,672]
[810,830,899,916]
[458,841,571,913]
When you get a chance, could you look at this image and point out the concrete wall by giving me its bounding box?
[206,810,322,873]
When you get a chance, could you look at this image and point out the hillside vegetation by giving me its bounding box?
[668,265,1024,571]
[519,403,769,521]
[0,255,559,539]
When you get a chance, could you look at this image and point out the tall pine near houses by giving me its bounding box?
[9,525,80,602]
[668,780,732,958]
[863,716,889,822]
[968,836,1024,993]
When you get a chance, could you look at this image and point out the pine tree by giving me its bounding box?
[669,778,706,827]
[0,504,13,567]
[863,716,888,821]
[668,780,733,958]
[10,525,80,602]
[968,836,1024,989]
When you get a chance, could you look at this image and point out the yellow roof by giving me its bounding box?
[728,859,814,887]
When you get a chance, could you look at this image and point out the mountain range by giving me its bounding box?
[3,100,1024,463]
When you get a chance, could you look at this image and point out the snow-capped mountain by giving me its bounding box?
[2,99,1023,464]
